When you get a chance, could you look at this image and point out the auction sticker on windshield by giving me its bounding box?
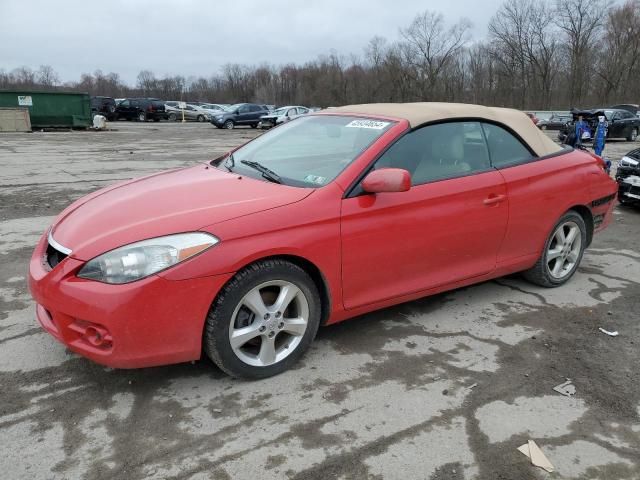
[345,119,390,129]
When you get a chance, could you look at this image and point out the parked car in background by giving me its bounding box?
[258,106,310,129]
[560,108,640,142]
[166,104,209,122]
[525,112,539,125]
[195,104,228,116]
[616,149,640,206]
[30,103,616,378]
[115,98,168,122]
[537,114,572,131]
[90,96,117,121]
[210,103,270,129]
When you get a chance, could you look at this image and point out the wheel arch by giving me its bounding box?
[215,254,332,326]
[567,204,594,247]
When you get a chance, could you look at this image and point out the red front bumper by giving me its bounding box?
[28,232,233,369]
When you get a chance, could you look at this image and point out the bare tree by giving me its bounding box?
[555,0,607,106]
[36,65,60,87]
[400,10,471,100]
[596,0,640,102]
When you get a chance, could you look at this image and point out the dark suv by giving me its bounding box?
[210,103,270,129]
[90,96,117,121]
[115,98,168,122]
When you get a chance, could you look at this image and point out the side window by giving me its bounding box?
[288,108,298,116]
[481,123,533,168]
[373,121,490,186]
[620,111,633,119]
[238,105,249,114]
[119,100,130,107]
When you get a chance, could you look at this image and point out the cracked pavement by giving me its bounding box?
[1,123,639,479]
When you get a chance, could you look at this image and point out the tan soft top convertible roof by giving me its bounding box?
[329,102,562,157]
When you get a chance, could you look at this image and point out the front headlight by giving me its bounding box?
[216,115,224,121]
[620,156,639,167]
[77,232,219,284]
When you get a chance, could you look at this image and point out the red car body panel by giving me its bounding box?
[53,165,312,261]
[28,113,618,368]
[341,170,508,309]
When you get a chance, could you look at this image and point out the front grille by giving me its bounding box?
[46,242,68,268]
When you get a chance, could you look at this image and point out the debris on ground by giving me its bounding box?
[598,327,619,336]
[517,440,555,473]
[553,379,576,397]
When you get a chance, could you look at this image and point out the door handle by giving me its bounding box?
[483,194,506,206]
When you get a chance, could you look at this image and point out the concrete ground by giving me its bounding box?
[1,122,639,480]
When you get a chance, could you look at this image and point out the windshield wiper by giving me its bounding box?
[240,160,282,184]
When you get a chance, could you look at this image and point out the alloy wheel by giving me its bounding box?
[228,280,309,367]
[546,221,582,280]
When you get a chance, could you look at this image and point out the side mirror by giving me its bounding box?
[362,168,411,194]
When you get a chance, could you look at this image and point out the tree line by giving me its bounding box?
[1,0,637,110]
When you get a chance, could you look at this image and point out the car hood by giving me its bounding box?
[51,165,313,261]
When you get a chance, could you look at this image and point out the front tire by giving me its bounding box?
[197,115,205,123]
[223,120,234,129]
[204,259,321,379]
[523,211,587,287]
[168,112,177,122]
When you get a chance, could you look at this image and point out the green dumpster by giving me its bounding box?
[0,90,91,129]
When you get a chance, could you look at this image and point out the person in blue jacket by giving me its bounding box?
[593,115,611,172]
[575,115,590,147]
[593,115,606,156]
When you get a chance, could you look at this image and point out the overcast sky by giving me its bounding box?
[0,0,499,85]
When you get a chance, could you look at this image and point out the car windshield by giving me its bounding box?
[273,107,288,115]
[228,104,243,111]
[215,115,395,187]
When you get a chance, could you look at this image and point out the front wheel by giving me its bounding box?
[168,112,177,122]
[523,211,587,287]
[250,123,258,129]
[204,259,321,379]
[223,120,234,129]
[197,115,205,122]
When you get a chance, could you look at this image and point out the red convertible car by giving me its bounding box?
[29,103,617,378]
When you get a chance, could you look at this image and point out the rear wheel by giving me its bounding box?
[250,123,258,129]
[197,114,205,122]
[627,128,638,142]
[204,259,321,379]
[137,111,146,122]
[540,125,547,131]
[523,211,586,287]
[168,112,177,122]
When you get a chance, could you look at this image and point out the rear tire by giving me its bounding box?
[523,211,587,287]
[204,259,321,379]
[168,113,177,122]
[627,128,638,142]
[197,115,205,122]
[251,123,258,129]
[137,111,146,122]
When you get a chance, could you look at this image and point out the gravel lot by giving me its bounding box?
[1,122,639,480]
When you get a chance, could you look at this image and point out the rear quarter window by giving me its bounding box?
[482,123,534,168]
